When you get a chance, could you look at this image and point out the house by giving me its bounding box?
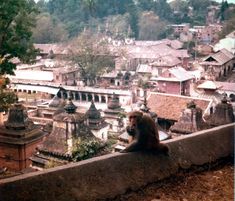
[150,55,182,76]
[53,67,80,86]
[99,70,135,88]
[151,67,194,95]
[170,23,190,36]
[200,48,235,80]
[113,42,190,70]
[191,25,222,44]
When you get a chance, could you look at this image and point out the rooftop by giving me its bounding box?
[147,92,211,121]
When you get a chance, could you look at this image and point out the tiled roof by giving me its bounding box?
[215,81,235,92]
[219,48,234,59]
[150,55,181,67]
[202,48,234,65]
[197,81,221,90]
[114,43,189,59]
[156,67,194,82]
[147,92,211,121]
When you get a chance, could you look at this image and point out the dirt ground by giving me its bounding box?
[108,158,234,201]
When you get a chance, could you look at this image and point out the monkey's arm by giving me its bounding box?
[120,140,144,153]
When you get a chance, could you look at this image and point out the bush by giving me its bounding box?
[72,139,105,161]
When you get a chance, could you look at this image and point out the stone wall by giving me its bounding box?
[0,123,234,201]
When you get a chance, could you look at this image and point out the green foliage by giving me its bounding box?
[219,0,229,21]
[0,91,17,112]
[72,138,105,161]
[0,77,17,112]
[189,0,211,12]
[45,160,60,169]
[0,0,39,75]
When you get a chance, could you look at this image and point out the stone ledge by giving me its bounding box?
[0,123,234,201]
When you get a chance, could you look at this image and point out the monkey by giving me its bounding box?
[120,111,169,155]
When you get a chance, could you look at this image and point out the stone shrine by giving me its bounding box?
[86,100,108,140]
[0,102,46,171]
[206,95,234,127]
[170,100,208,134]
[104,93,125,135]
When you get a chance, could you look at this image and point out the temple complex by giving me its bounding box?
[0,102,46,171]
[32,98,95,167]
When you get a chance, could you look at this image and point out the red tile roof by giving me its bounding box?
[148,93,211,121]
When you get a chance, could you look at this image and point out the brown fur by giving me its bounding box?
[121,111,169,154]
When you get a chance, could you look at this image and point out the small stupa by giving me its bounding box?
[104,93,124,135]
[205,94,234,127]
[86,100,108,140]
[170,100,209,134]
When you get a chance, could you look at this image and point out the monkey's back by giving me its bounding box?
[140,115,160,149]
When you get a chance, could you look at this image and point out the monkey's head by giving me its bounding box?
[127,111,143,135]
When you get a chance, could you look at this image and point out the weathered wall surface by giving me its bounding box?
[0,123,234,201]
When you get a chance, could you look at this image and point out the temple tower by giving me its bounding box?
[104,93,125,135]
[86,100,108,140]
[0,102,46,171]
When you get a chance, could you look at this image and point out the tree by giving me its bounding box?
[217,4,235,39]
[103,14,130,38]
[139,11,168,40]
[220,0,229,21]
[32,13,68,43]
[69,31,115,86]
[0,76,17,112]
[0,0,39,75]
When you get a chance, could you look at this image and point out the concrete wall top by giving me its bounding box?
[0,123,234,201]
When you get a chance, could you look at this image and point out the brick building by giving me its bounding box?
[151,67,194,95]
